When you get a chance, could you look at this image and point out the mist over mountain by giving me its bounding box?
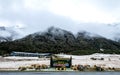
[20,22,120,41]
[0,26,22,42]
[0,26,13,42]
[0,26,120,55]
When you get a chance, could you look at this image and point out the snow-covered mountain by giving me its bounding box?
[0,26,120,55]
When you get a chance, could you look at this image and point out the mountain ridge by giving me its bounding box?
[0,26,120,55]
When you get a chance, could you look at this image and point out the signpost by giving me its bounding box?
[50,56,72,68]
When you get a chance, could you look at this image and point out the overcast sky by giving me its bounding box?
[0,0,120,40]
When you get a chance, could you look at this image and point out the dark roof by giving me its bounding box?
[11,51,51,56]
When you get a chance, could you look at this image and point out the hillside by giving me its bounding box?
[0,27,120,55]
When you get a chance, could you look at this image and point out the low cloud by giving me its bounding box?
[0,0,120,40]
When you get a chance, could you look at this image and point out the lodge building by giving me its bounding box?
[50,56,72,70]
[10,51,51,58]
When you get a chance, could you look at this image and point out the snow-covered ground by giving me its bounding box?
[0,53,120,70]
[57,53,120,68]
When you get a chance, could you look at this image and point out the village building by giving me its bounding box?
[10,51,52,58]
